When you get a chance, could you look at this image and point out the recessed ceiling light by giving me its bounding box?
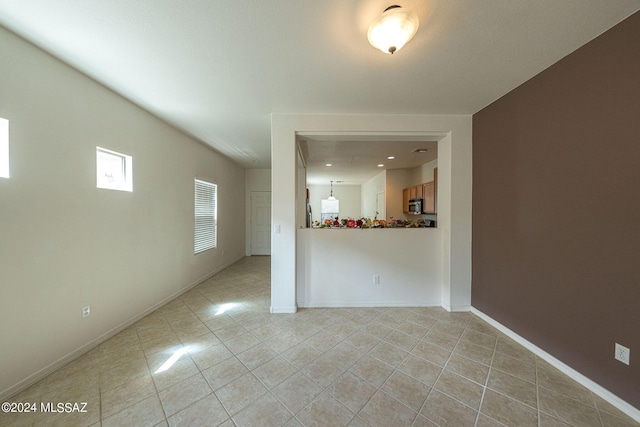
[325,163,333,167]
[412,148,428,153]
[387,156,395,160]
[377,164,384,167]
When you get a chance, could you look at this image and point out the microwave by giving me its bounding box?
[408,198,422,215]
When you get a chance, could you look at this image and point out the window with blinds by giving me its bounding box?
[194,178,217,254]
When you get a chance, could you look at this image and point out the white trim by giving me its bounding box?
[271,114,473,328]
[471,307,640,423]
[0,255,244,401]
[298,302,441,308]
[270,305,297,314]
[442,303,472,312]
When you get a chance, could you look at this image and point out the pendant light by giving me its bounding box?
[328,180,336,201]
[368,5,419,54]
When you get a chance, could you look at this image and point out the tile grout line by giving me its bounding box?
[307,313,384,425]
[409,318,442,426]
[192,352,234,425]
[158,293,241,425]
[474,323,500,427]
[367,310,431,426]
[278,312,371,426]
[228,329,297,425]
[412,314,472,426]
[149,308,177,426]
[590,380,607,427]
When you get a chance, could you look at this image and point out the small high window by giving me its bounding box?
[96,147,132,192]
[0,118,9,178]
[194,178,217,254]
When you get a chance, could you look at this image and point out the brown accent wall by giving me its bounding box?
[472,12,640,407]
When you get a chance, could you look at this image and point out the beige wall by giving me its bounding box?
[385,169,410,220]
[411,159,438,186]
[360,171,386,220]
[307,184,361,222]
[0,27,245,399]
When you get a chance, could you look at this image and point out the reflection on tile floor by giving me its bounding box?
[2,256,638,426]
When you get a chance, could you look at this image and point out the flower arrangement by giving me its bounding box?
[312,216,417,229]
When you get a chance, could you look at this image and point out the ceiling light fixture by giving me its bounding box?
[387,156,395,160]
[377,164,385,167]
[368,5,419,55]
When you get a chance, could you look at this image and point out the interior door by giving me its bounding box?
[251,191,271,255]
[376,191,385,219]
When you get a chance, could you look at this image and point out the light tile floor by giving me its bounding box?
[2,256,638,427]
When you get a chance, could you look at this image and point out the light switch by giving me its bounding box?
[274,224,281,234]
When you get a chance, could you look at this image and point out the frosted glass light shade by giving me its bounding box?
[368,6,419,54]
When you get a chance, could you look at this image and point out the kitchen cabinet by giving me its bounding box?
[422,182,435,213]
[409,185,423,200]
[402,188,410,213]
[422,167,437,214]
[402,168,438,215]
[404,184,423,213]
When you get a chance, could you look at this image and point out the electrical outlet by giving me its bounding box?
[82,305,91,319]
[373,275,380,284]
[615,343,630,365]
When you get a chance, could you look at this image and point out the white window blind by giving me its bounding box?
[194,178,217,254]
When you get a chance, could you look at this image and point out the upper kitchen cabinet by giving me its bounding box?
[403,187,410,214]
[409,184,423,200]
[402,168,437,215]
[422,182,435,214]
[422,168,437,214]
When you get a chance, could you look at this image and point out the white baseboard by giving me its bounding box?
[471,307,640,423]
[297,301,441,308]
[0,255,243,402]
[270,305,298,313]
[441,303,472,312]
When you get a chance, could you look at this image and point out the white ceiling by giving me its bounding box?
[299,134,438,185]
[1,0,638,174]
